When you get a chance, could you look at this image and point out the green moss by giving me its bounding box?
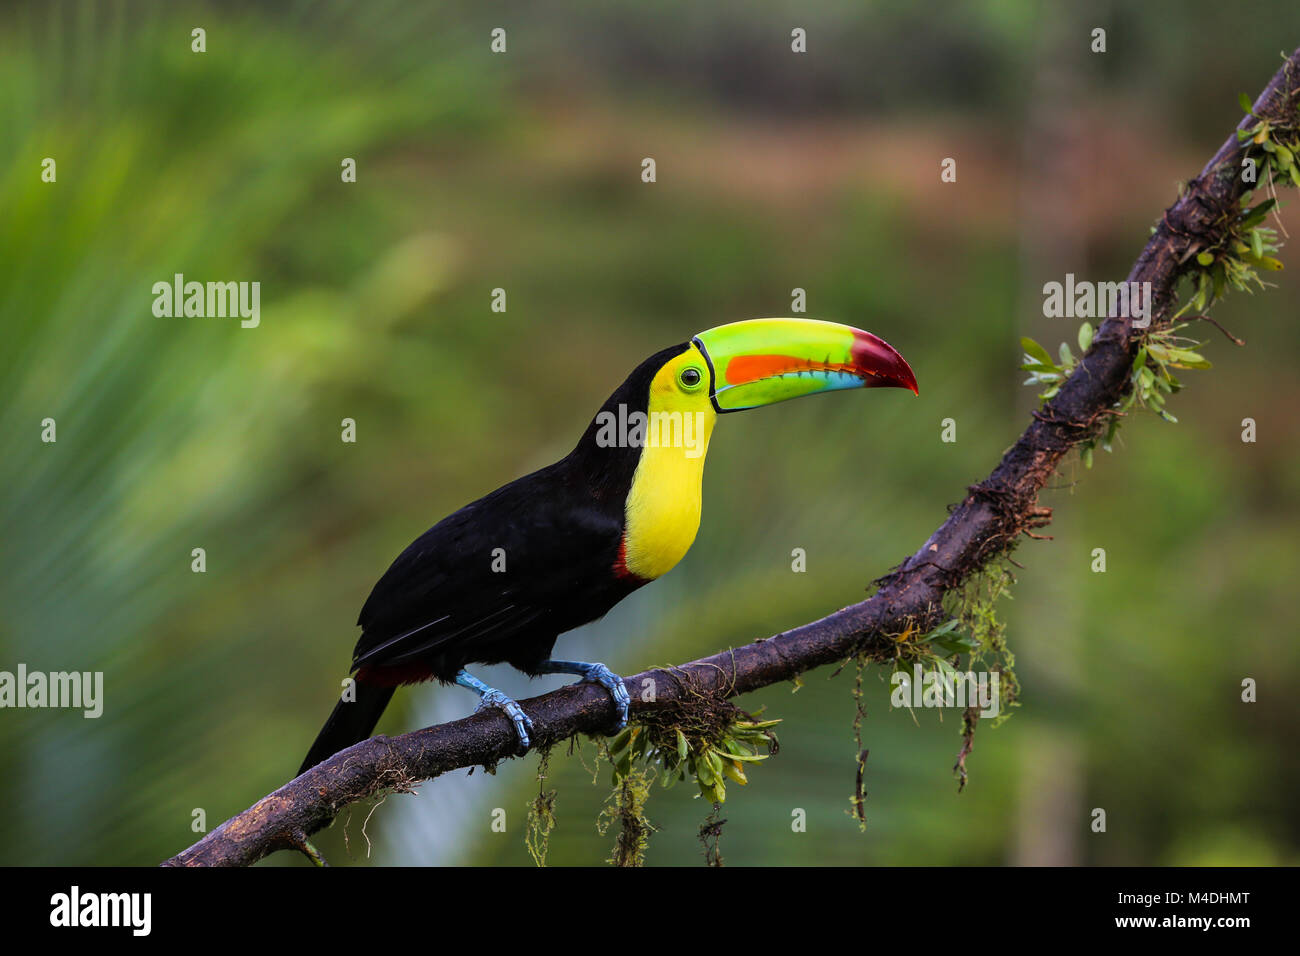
[597,769,655,867]
[524,745,557,867]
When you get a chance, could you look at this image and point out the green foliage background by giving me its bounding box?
[1,0,1297,866]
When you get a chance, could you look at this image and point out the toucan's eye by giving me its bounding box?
[679,366,703,389]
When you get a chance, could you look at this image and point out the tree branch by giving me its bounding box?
[164,48,1300,867]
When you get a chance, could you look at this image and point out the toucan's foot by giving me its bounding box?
[582,663,632,730]
[477,689,534,751]
[456,670,534,752]
[538,659,630,732]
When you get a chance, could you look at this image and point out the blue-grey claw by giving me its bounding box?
[477,688,534,751]
[582,663,630,731]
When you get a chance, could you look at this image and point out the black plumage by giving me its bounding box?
[298,344,687,775]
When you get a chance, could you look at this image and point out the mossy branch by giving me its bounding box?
[163,47,1300,868]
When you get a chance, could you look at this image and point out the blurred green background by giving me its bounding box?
[2,0,1298,866]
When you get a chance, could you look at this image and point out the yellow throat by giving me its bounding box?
[622,345,717,580]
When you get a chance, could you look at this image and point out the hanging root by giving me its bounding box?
[954,706,979,793]
[698,803,726,867]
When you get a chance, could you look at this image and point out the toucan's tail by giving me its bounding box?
[298,681,396,777]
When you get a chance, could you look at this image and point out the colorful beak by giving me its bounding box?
[692,317,918,413]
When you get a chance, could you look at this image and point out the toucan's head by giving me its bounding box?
[597,316,917,451]
[582,316,917,473]
[593,316,918,451]
[581,318,917,581]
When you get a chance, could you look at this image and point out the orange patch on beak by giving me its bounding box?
[724,354,861,385]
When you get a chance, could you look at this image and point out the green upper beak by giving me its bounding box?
[692,317,918,413]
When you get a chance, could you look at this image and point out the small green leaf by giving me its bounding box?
[933,634,980,655]
[721,760,748,786]
[1077,322,1094,354]
[1145,343,1172,363]
[735,719,781,730]
[706,749,724,778]
[1020,337,1053,367]
[696,758,715,786]
[1196,251,1214,267]
[1131,345,1148,373]
[1239,92,1254,115]
[1167,349,1212,370]
[1241,198,1276,226]
[608,725,635,755]
[718,751,769,763]
[926,618,961,638]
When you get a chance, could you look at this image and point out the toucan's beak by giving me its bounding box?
[692,317,918,413]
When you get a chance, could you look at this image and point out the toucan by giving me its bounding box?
[299,318,917,775]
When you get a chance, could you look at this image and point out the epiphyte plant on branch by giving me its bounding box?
[1020,88,1296,468]
[298,318,918,776]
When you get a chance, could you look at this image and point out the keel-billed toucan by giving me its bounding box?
[299,318,917,774]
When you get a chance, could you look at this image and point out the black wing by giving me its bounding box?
[351,462,629,674]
